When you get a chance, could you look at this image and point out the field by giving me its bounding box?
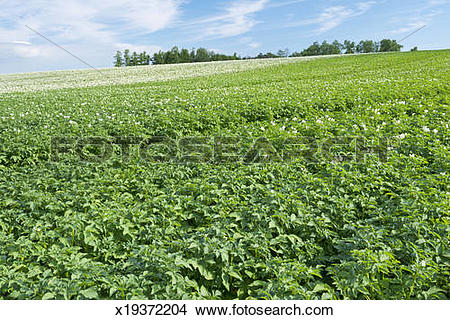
[0,50,448,299]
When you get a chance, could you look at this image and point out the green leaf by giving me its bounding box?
[80,287,99,299]
[42,292,55,300]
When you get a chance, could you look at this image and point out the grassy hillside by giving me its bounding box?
[0,50,448,299]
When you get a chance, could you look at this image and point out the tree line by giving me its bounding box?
[114,39,404,67]
[257,39,403,59]
[114,47,239,67]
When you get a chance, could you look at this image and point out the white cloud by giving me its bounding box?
[0,0,183,71]
[240,37,262,49]
[0,40,31,45]
[388,2,445,35]
[189,0,269,39]
[288,2,375,34]
[12,44,55,58]
[248,42,261,48]
[391,22,427,34]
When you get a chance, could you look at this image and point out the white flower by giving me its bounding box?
[420,260,426,267]
[423,126,430,132]
[260,126,265,131]
[432,129,438,134]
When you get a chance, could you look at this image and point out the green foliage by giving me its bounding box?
[116,38,405,67]
[115,47,241,67]
[379,39,403,52]
[292,38,403,57]
[1,50,449,299]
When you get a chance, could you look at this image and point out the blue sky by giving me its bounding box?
[0,0,449,74]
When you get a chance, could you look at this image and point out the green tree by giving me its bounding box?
[138,51,150,65]
[357,40,377,53]
[180,48,190,63]
[318,41,341,55]
[152,51,164,65]
[165,46,180,64]
[277,49,289,57]
[332,40,343,54]
[195,48,209,62]
[190,49,196,62]
[114,50,123,67]
[301,42,321,56]
[123,49,131,66]
[130,51,139,66]
[343,40,356,54]
[379,39,402,52]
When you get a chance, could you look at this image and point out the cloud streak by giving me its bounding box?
[186,0,269,40]
[388,0,447,34]
[288,2,375,34]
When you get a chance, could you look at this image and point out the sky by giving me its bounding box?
[0,0,449,74]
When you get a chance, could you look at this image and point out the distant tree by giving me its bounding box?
[123,49,131,66]
[180,48,190,63]
[114,50,124,67]
[190,48,196,62]
[410,46,418,52]
[138,51,150,65]
[360,40,377,53]
[356,40,374,53]
[319,41,330,55]
[152,51,164,65]
[163,46,180,64]
[343,40,356,54]
[289,51,302,57]
[379,39,403,52]
[138,52,144,65]
[356,41,364,53]
[255,52,280,59]
[195,48,209,62]
[301,41,321,56]
[332,40,343,54]
[130,51,139,66]
[277,48,289,57]
[317,41,341,55]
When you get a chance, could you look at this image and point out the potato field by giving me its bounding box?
[0,50,448,299]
